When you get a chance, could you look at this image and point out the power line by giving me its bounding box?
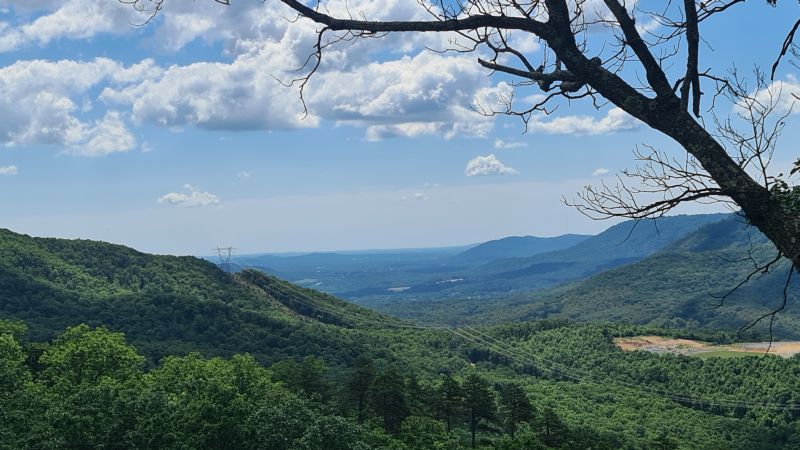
[247,274,800,411]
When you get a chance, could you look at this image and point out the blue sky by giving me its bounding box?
[0,0,798,254]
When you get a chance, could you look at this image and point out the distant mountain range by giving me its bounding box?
[450,233,591,264]
[232,213,728,304]
[365,215,800,339]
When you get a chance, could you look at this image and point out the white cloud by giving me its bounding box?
[0,1,651,146]
[101,48,495,140]
[508,32,541,53]
[66,111,137,157]
[0,1,504,142]
[465,154,518,177]
[743,76,800,115]
[494,139,527,150]
[311,52,495,139]
[100,48,316,131]
[158,184,220,208]
[0,58,142,155]
[0,0,139,51]
[237,170,252,180]
[0,165,17,175]
[526,107,639,135]
[592,167,609,176]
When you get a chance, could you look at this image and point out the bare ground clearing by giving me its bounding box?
[614,335,800,358]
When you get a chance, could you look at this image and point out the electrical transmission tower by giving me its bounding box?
[213,246,235,273]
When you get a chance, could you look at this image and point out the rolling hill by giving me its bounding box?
[3,227,800,449]
[0,228,389,366]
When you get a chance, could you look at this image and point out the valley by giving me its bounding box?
[229,213,800,340]
[3,217,800,449]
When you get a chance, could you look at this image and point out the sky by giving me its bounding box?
[0,0,799,255]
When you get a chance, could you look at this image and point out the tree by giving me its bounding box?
[35,325,146,450]
[399,416,459,450]
[498,382,535,438]
[462,373,495,448]
[143,353,275,450]
[370,366,410,434]
[346,355,376,423]
[537,406,568,448]
[271,356,331,402]
[0,327,33,448]
[435,375,465,433]
[39,324,144,387]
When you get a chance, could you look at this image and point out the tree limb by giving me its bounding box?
[280,0,549,35]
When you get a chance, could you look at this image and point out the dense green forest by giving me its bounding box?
[3,228,800,448]
[3,320,800,449]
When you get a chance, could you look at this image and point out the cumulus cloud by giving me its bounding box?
[494,139,527,150]
[309,52,496,139]
[237,170,252,180]
[111,0,495,139]
[0,1,562,145]
[0,58,145,155]
[66,111,137,157]
[526,107,639,135]
[465,154,518,177]
[158,185,220,207]
[592,167,609,176]
[0,165,17,175]
[0,0,139,51]
[100,47,495,139]
[100,46,315,131]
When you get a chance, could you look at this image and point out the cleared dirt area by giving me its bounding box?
[614,335,800,358]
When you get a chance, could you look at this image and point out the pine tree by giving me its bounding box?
[435,375,464,433]
[346,356,375,423]
[462,373,495,448]
[370,367,409,434]
[499,382,535,438]
[538,406,567,448]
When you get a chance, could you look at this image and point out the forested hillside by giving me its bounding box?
[496,217,800,338]
[2,229,800,449]
[0,228,386,366]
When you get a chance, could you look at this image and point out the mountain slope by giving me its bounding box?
[0,229,388,365]
[474,213,729,275]
[451,234,590,264]
[506,217,800,338]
